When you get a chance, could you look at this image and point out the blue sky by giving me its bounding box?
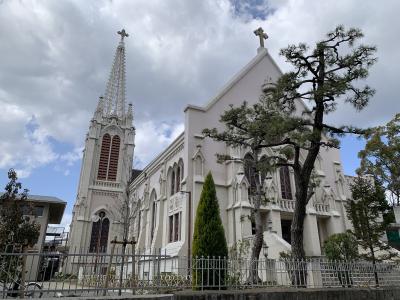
[0,0,398,230]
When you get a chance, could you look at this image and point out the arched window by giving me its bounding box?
[97,134,121,181]
[89,212,110,253]
[170,170,175,196]
[244,153,257,194]
[279,166,293,200]
[97,134,111,180]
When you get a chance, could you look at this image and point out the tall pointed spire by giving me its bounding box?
[103,29,129,118]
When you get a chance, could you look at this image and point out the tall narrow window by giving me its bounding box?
[169,215,174,242]
[169,213,181,243]
[176,166,181,193]
[89,214,110,253]
[244,153,257,194]
[108,135,120,181]
[97,134,111,180]
[178,212,182,241]
[174,213,180,242]
[251,212,256,235]
[151,201,156,241]
[138,210,142,234]
[170,171,175,196]
[280,166,293,200]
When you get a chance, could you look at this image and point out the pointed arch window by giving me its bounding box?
[279,166,293,200]
[170,170,175,196]
[150,192,157,242]
[176,166,181,193]
[89,212,110,253]
[97,134,120,181]
[151,201,156,241]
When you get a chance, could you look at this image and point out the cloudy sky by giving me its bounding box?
[0,0,399,230]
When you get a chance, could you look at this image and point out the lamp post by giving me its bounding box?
[180,190,192,272]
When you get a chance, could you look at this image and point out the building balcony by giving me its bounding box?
[277,198,330,215]
[314,202,330,214]
[277,199,296,211]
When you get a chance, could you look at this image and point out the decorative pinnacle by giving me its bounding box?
[254,27,268,48]
[127,103,133,120]
[95,96,104,116]
[103,29,129,118]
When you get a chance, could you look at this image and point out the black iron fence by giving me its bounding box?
[1,247,400,298]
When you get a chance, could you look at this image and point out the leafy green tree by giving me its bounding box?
[358,113,400,206]
[204,26,376,266]
[0,169,40,282]
[323,232,359,287]
[347,177,394,285]
[192,172,227,288]
[0,169,40,249]
[323,232,359,261]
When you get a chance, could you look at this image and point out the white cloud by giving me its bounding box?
[61,212,72,232]
[60,147,84,166]
[134,121,184,168]
[261,0,400,127]
[0,104,59,177]
[0,0,398,176]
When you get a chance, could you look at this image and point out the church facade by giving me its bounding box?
[69,29,354,261]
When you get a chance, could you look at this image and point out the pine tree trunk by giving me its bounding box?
[290,90,324,266]
[248,167,263,284]
[290,140,321,286]
[290,176,308,287]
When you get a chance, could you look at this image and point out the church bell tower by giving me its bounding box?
[69,29,135,253]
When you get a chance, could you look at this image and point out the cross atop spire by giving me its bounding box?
[102,29,129,119]
[117,29,129,42]
[254,27,268,48]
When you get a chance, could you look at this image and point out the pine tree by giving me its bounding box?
[192,172,227,288]
[203,26,377,267]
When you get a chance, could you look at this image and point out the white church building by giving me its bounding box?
[69,29,354,261]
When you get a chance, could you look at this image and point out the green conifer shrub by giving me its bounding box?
[192,172,228,288]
